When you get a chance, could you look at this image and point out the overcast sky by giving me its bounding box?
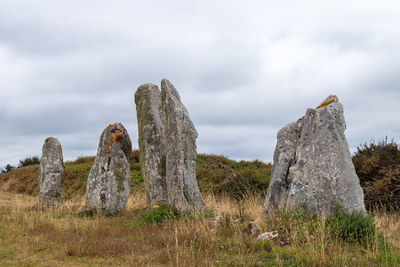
[1,0,399,166]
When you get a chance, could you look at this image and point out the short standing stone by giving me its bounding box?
[162,79,205,214]
[264,95,366,217]
[135,83,168,205]
[85,123,132,213]
[38,137,65,207]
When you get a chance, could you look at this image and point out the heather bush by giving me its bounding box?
[353,137,400,211]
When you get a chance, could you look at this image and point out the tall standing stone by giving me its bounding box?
[86,123,132,213]
[264,95,366,217]
[162,79,205,214]
[39,137,65,207]
[135,84,168,205]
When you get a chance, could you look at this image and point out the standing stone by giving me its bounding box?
[85,123,132,213]
[135,84,168,205]
[264,95,366,217]
[38,137,65,207]
[162,79,205,214]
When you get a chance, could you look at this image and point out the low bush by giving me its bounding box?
[352,137,400,211]
[142,204,178,224]
[0,164,16,176]
[18,156,40,167]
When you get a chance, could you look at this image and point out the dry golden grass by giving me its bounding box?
[374,212,400,248]
[1,190,400,266]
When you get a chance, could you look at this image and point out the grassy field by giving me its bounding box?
[1,189,400,266]
[1,152,400,266]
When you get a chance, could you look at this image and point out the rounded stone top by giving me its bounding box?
[134,83,160,105]
[41,136,64,172]
[42,137,63,155]
[161,78,181,101]
[100,122,132,161]
[44,137,59,144]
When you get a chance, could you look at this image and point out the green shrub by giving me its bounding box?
[142,204,178,224]
[326,209,376,246]
[18,156,40,167]
[0,164,15,176]
[352,137,400,211]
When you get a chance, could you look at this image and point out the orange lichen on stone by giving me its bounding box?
[108,134,114,153]
[45,137,51,143]
[114,131,124,142]
[316,95,337,109]
[108,129,124,152]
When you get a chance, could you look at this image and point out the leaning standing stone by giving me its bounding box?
[162,79,205,214]
[38,137,65,207]
[264,95,366,217]
[135,83,168,205]
[85,123,132,213]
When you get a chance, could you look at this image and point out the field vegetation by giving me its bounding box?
[2,190,400,266]
[1,139,400,266]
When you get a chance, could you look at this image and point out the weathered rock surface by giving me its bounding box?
[39,137,65,207]
[135,83,168,205]
[134,79,204,214]
[264,95,366,217]
[85,123,132,213]
[255,231,279,243]
[162,79,205,214]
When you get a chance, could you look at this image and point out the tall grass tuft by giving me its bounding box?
[327,209,376,246]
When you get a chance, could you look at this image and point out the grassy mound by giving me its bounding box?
[0,150,271,200]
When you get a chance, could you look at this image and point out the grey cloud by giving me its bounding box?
[197,125,278,161]
[314,31,373,52]
[1,0,400,167]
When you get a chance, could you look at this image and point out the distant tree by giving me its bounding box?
[0,164,16,176]
[5,164,15,172]
[18,156,40,167]
[0,156,40,177]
